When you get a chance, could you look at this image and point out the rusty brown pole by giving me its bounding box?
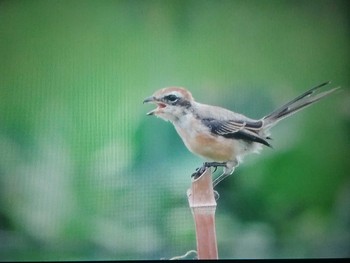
[187,168,218,259]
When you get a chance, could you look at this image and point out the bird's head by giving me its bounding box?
[143,87,194,122]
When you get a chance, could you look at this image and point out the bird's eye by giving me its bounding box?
[165,94,179,103]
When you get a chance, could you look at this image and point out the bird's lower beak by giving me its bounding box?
[146,109,156,116]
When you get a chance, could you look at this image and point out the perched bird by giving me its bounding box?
[143,82,339,186]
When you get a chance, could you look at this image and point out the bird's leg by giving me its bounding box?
[203,161,227,173]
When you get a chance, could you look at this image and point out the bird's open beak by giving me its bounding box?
[143,96,166,115]
[143,96,158,115]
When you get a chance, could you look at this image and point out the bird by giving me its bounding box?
[143,82,339,187]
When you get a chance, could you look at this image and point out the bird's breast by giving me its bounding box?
[173,117,236,162]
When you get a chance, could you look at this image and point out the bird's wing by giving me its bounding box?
[201,118,271,147]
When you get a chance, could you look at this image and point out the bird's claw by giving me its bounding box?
[191,166,206,179]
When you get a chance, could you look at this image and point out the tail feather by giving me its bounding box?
[263,81,340,129]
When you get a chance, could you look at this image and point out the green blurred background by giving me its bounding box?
[0,0,349,260]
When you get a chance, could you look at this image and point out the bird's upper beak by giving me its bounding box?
[143,96,165,115]
[143,96,155,104]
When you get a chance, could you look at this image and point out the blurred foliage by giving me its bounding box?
[0,0,349,260]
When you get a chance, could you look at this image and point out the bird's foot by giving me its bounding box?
[191,162,226,179]
[191,166,206,179]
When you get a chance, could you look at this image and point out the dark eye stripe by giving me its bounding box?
[165,94,179,102]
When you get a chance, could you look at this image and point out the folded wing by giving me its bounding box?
[201,118,271,147]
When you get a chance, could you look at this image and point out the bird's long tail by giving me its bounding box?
[262,81,339,129]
